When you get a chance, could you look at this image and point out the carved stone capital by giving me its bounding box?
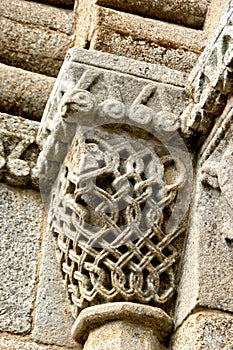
[37,49,194,348]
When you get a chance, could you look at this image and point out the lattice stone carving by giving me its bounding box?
[47,126,188,316]
[37,49,193,319]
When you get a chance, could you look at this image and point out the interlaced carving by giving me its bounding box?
[37,58,192,319]
[48,127,186,317]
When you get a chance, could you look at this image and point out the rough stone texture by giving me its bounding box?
[97,0,210,29]
[91,27,199,73]
[0,184,44,334]
[0,334,77,350]
[73,2,203,72]
[175,101,233,327]
[0,113,40,188]
[72,303,173,346]
[0,64,55,121]
[67,48,187,87]
[170,311,233,350]
[204,0,232,38]
[0,0,73,77]
[0,0,73,35]
[31,224,77,349]
[38,47,188,149]
[181,7,233,138]
[84,321,164,350]
[92,7,204,53]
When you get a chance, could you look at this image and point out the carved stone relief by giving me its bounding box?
[175,98,233,328]
[37,49,193,324]
[50,126,188,317]
[201,99,233,242]
[36,6,233,348]
[181,8,233,138]
[0,113,40,188]
[174,10,233,327]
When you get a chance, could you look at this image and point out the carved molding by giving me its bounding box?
[71,302,173,346]
[181,8,233,137]
[201,98,233,214]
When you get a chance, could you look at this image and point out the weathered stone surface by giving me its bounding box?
[37,48,190,241]
[91,27,199,73]
[0,334,77,350]
[84,321,164,350]
[73,2,203,72]
[0,113,40,188]
[38,47,188,149]
[97,0,210,29]
[0,0,73,35]
[72,303,173,346]
[67,48,187,87]
[0,64,55,121]
[31,224,77,348]
[204,0,232,39]
[92,7,204,52]
[0,0,73,76]
[175,102,233,327]
[171,311,233,350]
[0,184,43,334]
[181,7,233,137]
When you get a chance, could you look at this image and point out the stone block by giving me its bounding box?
[91,27,199,73]
[97,0,209,29]
[92,6,204,52]
[73,2,203,72]
[204,0,232,39]
[0,334,78,350]
[0,64,55,121]
[175,101,233,327]
[38,47,188,149]
[170,311,233,350]
[31,224,77,348]
[0,113,40,188]
[0,184,44,334]
[65,48,187,87]
[0,0,73,35]
[0,0,73,77]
